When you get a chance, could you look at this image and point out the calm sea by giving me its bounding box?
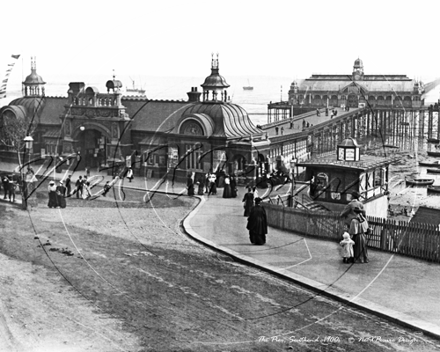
[2,73,440,127]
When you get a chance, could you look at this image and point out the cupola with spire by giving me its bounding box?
[201,53,230,102]
[352,57,364,81]
[23,57,46,97]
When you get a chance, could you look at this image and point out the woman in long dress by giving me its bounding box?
[187,174,195,196]
[230,174,237,198]
[47,181,58,208]
[222,175,231,198]
[246,197,268,245]
[242,187,254,216]
[56,181,67,208]
[349,207,369,263]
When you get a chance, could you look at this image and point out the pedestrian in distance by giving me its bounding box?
[75,175,83,199]
[230,174,237,198]
[82,176,91,199]
[246,197,268,245]
[339,231,355,263]
[349,207,370,264]
[197,176,204,195]
[8,178,16,203]
[2,176,9,200]
[242,187,254,217]
[56,181,67,208]
[126,167,134,182]
[47,181,58,208]
[187,173,194,196]
[102,181,111,197]
[222,175,231,198]
[65,175,72,196]
[208,172,217,196]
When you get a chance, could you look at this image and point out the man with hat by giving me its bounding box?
[246,197,268,245]
[340,191,366,227]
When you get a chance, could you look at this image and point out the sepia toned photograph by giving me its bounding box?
[1,0,440,351]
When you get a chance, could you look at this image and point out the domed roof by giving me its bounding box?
[338,137,359,147]
[180,102,261,138]
[353,58,363,68]
[23,69,45,85]
[201,72,230,89]
[8,97,44,118]
[201,55,230,89]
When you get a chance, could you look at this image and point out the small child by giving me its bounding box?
[339,232,354,263]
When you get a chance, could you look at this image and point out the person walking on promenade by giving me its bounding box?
[65,175,72,196]
[56,181,67,208]
[2,176,9,199]
[197,176,204,195]
[349,207,370,263]
[75,175,83,199]
[187,173,195,196]
[246,197,268,245]
[8,178,16,203]
[339,231,355,263]
[208,172,217,196]
[82,176,91,199]
[126,167,134,182]
[230,174,237,198]
[47,181,58,208]
[242,187,254,217]
[340,191,365,228]
[222,175,231,198]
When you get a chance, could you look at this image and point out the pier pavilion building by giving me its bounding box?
[0,56,270,181]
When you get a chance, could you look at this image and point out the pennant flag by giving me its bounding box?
[0,54,20,100]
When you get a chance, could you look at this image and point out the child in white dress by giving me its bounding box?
[339,232,355,263]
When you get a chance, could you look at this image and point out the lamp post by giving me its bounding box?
[22,135,34,210]
[289,158,297,207]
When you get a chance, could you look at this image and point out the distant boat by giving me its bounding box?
[126,78,146,95]
[406,178,434,187]
[427,185,440,194]
[427,168,440,174]
[427,151,440,157]
[383,144,399,149]
[419,160,440,167]
[427,138,440,143]
[243,79,253,91]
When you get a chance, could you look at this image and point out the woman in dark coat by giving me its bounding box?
[230,174,237,198]
[56,181,67,208]
[246,197,268,245]
[47,181,58,208]
[187,174,195,196]
[197,175,204,195]
[222,175,231,198]
[242,187,254,216]
[349,207,369,263]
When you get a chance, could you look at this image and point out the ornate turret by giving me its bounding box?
[201,54,230,102]
[23,57,45,97]
[352,58,364,81]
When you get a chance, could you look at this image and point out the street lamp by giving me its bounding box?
[22,136,34,210]
[289,158,297,207]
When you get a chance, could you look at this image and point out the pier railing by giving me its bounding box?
[263,203,440,263]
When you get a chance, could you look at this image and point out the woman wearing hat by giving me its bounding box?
[47,181,58,208]
[246,197,268,245]
[349,206,369,263]
[340,191,366,228]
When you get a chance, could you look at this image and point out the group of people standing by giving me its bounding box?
[339,191,370,264]
[47,180,67,208]
[2,175,17,203]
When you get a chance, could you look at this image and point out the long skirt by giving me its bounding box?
[57,194,66,208]
[249,230,266,245]
[223,185,231,198]
[352,233,369,263]
[48,191,58,208]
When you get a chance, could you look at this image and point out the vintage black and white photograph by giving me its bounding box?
[1,0,440,351]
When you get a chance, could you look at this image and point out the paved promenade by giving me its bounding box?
[1,161,440,339]
[185,192,440,340]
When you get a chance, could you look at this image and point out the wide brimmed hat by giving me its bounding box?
[255,197,263,204]
[49,181,55,184]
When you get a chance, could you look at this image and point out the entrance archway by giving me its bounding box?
[347,94,358,108]
[75,128,107,170]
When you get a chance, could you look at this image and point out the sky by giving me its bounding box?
[1,0,440,83]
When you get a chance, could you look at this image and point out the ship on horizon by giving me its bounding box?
[243,79,253,91]
[126,78,146,95]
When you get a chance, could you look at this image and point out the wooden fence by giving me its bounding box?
[263,203,440,263]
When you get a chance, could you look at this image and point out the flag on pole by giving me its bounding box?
[0,54,20,99]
